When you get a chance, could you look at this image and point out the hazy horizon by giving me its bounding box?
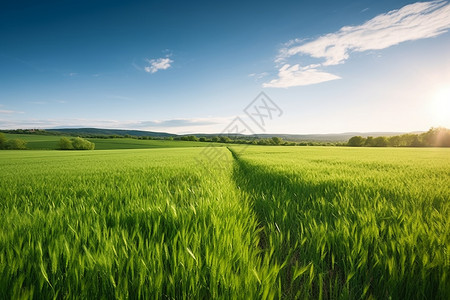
[1,0,449,134]
[3,126,428,137]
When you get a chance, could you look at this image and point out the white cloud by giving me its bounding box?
[0,117,236,134]
[277,0,450,66]
[144,57,173,73]
[263,64,341,88]
[282,38,305,48]
[265,1,450,88]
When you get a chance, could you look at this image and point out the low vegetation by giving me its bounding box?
[59,137,95,150]
[0,132,27,150]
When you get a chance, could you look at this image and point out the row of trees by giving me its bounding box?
[180,135,276,144]
[0,133,27,150]
[176,135,342,146]
[0,129,59,136]
[59,137,95,150]
[348,127,450,147]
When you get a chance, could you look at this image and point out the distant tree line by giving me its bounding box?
[0,129,62,136]
[172,135,345,146]
[0,133,27,150]
[348,127,450,147]
[0,129,141,139]
[12,128,450,148]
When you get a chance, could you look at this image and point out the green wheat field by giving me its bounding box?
[1,145,449,299]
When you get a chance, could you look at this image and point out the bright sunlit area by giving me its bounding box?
[430,86,450,127]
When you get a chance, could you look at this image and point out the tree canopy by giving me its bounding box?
[347,127,450,147]
[59,137,95,150]
[0,133,27,150]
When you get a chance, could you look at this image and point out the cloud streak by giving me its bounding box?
[265,0,450,88]
[135,118,221,128]
[0,109,24,114]
[144,57,173,73]
[0,117,231,134]
[263,64,341,88]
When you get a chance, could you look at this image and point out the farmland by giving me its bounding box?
[231,146,449,299]
[0,146,449,299]
[2,133,218,150]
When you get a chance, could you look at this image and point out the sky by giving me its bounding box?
[0,0,449,134]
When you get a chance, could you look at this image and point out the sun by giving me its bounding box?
[430,86,450,126]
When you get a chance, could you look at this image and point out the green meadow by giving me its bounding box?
[2,133,216,150]
[0,145,448,299]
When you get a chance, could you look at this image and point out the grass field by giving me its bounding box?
[231,146,449,299]
[0,146,448,299]
[3,133,217,150]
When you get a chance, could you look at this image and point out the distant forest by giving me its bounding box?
[348,127,450,147]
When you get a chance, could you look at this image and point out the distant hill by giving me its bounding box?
[1,127,421,142]
[47,128,176,138]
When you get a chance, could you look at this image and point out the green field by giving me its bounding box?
[3,134,217,150]
[0,146,449,299]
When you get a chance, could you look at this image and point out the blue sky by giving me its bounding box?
[0,0,449,134]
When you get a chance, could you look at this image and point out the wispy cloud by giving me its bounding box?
[0,109,24,114]
[278,0,450,66]
[28,100,68,105]
[135,118,221,128]
[265,0,450,88]
[62,72,78,77]
[263,64,341,88]
[132,61,143,71]
[0,117,232,134]
[248,72,269,81]
[0,118,122,129]
[281,38,305,48]
[130,117,237,134]
[28,101,48,105]
[106,95,132,101]
[144,57,173,73]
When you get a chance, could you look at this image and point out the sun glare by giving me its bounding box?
[430,86,450,126]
